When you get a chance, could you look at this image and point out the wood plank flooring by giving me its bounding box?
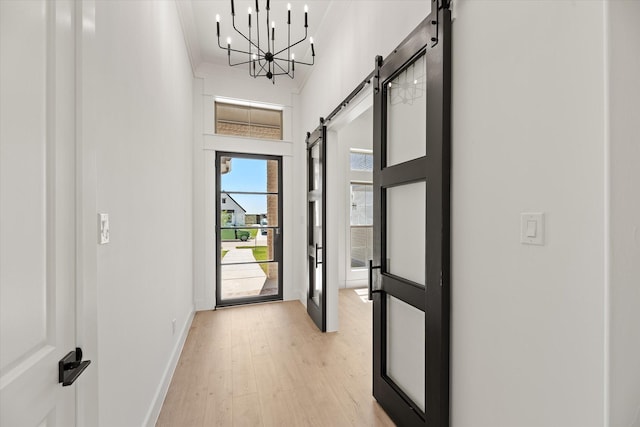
[156,289,395,427]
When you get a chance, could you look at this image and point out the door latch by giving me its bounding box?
[59,347,91,387]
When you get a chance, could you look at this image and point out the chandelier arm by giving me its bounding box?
[272,59,290,75]
[256,59,269,75]
[275,56,314,67]
[230,58,256,67]
[224,46,261,56]
[273,28,307,56]
[232,15,265,56]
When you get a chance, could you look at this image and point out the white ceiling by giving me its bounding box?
[178,0,332,84]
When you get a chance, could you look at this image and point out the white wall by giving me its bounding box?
[451,1,606,426]
[80,1,194,425]
[607,1,640,426]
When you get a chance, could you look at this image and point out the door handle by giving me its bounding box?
[59,347,91,387]
[368,260,382,300]
[315,243,323,268]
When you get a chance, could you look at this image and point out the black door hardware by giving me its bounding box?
[368,260,382,300]
[315,243,323,268]
[59,347,91,387]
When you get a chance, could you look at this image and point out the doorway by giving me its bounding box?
[216,152,283,307]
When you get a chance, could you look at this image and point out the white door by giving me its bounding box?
[1,1,79,425]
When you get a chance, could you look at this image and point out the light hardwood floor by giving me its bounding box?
[156,289,395,427]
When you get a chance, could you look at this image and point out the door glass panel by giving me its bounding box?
[386,53,427,167]
[311,198,322,305]
[220,158,279,192]
[220,193,279,227]
[220,262,279,300]
[311,143,321,190]
[386,295,426,412]
[386,181,426,286]
[312,257,322,306]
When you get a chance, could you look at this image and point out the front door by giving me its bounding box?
[1,0,80,425]
[306,125,326,331]
[370,3,451,426]
[216,152,283,306]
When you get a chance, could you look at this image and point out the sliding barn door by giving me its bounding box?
[306,125,327,331]
[370,2,451,425]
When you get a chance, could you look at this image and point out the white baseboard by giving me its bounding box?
[143,307,195,427]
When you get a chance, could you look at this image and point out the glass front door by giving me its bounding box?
[216,152,283,306]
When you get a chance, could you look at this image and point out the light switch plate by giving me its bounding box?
[521,212,544,245]
[99,213,110,244]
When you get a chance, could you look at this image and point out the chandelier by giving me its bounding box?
[216,0,316,83]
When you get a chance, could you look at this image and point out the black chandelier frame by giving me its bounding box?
[217,0,315,83]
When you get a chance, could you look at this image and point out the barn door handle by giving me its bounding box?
[368,260,382,300]
[59,347,91,387]
[315,243,323,268]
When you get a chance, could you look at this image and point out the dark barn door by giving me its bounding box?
[370,2,451,426]
[306,125,327,331]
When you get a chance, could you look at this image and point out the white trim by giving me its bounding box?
[350,148,373,155]
[602,0,611,425]
[214,96,285,111]
[143,308,195,427]
[203,134,294,157]
[75,0,100,425]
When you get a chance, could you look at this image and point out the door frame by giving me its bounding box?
[371,3,451,426]
[215,151,284,307]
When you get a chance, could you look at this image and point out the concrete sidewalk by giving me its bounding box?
[220,248,266,299]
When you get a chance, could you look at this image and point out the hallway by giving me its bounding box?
[156,289,394,426]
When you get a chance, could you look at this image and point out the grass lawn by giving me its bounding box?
[220,228,259,240]
[237,246,269,274]
[221,249,228,259]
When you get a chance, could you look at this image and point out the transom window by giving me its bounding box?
[215,102,283,140]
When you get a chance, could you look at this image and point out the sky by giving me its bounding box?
[220,157,268,214]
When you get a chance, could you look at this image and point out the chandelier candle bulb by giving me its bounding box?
[216,15,220,36]
[271,22,275,40]
[248,8,251,27]
[287,3,291,24]
[267,0,270,10]
[230,0,235,16]
[255,0,259,13]
[304,5,308,27]
[310,37,315,56]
